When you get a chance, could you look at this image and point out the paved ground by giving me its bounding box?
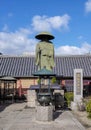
[72,110,91,130]
[0,102,86,130]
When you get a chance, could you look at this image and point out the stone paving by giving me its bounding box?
[0,102,86,130]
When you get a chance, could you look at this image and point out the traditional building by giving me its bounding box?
[0,54,91,97]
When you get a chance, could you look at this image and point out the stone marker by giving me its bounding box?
[27,89,37,107]
[71,69,83,110]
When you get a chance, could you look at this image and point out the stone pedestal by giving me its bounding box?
[36,105,53,121]
[71,101,78,111]
[27,90,37,108]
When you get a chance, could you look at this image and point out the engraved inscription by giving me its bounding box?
[76,73,81,95]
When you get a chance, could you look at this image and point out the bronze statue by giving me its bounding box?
[35,32,55,70]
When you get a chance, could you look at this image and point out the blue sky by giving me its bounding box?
[0,0,91,55]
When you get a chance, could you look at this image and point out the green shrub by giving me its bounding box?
[64,92,73,107]
[51,77,57,84]
[37,78,41,84]
[86,99,91,118]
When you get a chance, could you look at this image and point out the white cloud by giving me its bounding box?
[55,42,91,55]
[85,0,91,13]
[48,15,70,30]
[0,14,70,55]
[1,26,91,55]
[2,15,90,56]
[0,28,37,55]
[32,14,70,32]
[0,25,91,55]
[1,14,71,55]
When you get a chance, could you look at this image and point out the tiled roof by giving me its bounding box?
[54,55,91,77]
[0,55,91,78]
[0,56,37,77]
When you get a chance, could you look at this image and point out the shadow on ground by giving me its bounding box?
[53,110,62,120]
[0,103,10,112]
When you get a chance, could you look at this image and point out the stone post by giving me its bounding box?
[27,89,37,108]
[71,69,83,110]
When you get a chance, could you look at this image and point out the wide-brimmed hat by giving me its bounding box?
[35,32,55,40]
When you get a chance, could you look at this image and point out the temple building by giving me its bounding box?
[0,54,91,100]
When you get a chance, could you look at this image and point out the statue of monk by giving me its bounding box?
[35,32,55,70]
